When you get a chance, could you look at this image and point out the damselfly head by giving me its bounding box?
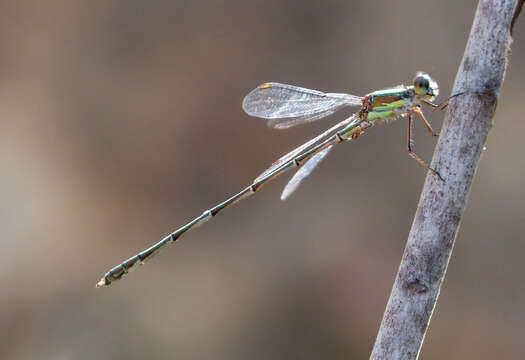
[413,72,439,99]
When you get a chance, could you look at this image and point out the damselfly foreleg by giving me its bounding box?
[411,106,439,137]
[421,92,465,112]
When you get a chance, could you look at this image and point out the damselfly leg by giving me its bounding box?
[406,112,444,181]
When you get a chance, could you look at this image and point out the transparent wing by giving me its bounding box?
[281,145,333,200]
[242,82,362,129]
[255,114,359,182]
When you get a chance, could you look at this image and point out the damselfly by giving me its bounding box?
[97,72,452,287]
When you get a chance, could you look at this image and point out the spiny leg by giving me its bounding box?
[421,92,465,112]
[411,106,438,137]
[406,113,444,181]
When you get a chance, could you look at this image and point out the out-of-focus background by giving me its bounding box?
[1,1,524,359]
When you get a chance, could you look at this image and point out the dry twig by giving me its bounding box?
[369,1,524,359]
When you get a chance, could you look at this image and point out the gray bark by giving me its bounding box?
[369,1,523,359]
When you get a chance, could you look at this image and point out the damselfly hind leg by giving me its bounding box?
[406,113,444,182]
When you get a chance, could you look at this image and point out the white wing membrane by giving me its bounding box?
[254,114,359,182]
[242,82,362,129]
[281,145,333,200]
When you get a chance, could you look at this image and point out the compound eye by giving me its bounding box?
[415,76,429,90]
[414,75,430,94]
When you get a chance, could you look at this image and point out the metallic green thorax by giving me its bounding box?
[365,86,412,123]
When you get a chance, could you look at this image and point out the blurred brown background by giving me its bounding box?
[1,1,524,359]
